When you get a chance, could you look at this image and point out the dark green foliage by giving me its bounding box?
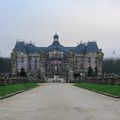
[87,66,93,76]
[103,59,120,73]
[20,67,27,77]
[0,57,11,73]
[17,71,20,76]
[94,66,97,76]
[74,73,80,79]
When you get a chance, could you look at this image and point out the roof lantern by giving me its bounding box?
[53,33,59,41]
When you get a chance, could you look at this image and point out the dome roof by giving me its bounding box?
[53,34,59,40]
[46,41,67,53]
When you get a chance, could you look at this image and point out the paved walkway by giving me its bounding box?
[0,83,120,120]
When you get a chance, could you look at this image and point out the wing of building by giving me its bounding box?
[11,34,104,81]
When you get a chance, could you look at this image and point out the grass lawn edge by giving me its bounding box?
[0,83,39,100]
[75,83,120,99]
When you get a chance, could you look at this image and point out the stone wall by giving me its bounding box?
[0,77,29,86]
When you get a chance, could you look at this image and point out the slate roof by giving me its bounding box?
[15,42,28,54]
[26,43,40,54]
[14,41,99,54]
[65,47,75,51]
[74,42,99,54]
[74,43,86,54]
[15,42,41,54]
[86,42,98,53]
[46,41,67,53]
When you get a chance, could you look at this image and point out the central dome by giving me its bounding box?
[53,34,59,40]
[46,34,67,53]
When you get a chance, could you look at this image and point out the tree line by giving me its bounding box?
[0,57,11,73]
[0,57,120,74]
[103,58,120,74]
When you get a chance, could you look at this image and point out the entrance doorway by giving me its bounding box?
[47,78,66,83]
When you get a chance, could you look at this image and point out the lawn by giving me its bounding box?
[75,82,120,97]
[0,83,39,96]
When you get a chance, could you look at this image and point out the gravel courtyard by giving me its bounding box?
[0,83,120,120]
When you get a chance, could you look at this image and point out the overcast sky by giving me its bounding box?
[0,0,120,58]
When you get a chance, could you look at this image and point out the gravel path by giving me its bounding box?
[0,83,120,120]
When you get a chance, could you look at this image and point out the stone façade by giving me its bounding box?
[11,34,104,81]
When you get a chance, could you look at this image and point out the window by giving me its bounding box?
[81,58,84,62]
[35,57,37,70]
[88,57,91,63]
[35,57,37,62]
[29,63,31,70]
[95,58,97,64]
[29,57,31,61]
[21,57,24,62]
[81,63,84,69]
